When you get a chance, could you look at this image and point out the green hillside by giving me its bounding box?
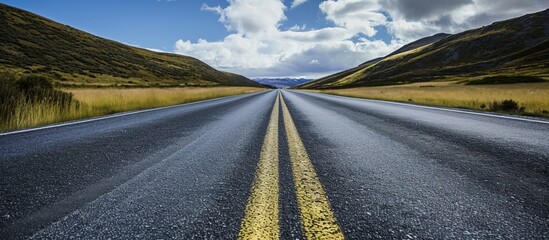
[298,33,451,89]
[299,10,549,89]
[0,3,261,87]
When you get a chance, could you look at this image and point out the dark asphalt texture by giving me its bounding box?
[282,90,549,239]
[1,89,548,239]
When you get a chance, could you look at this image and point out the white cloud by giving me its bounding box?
[174,0,547,78]
[288,24,307,31]
[291,0,308,9]
[176,35,275,69]
[203,0,286,36]
[175,0,398,78]
[200,4,222,14]
[319,0,386,37]
[386,19,441,42]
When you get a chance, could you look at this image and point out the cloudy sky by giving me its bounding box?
[2,0,547,78]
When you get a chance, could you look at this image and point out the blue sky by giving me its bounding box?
[1,0,546,78]
[2,0,374,50]
[1,0,229,50]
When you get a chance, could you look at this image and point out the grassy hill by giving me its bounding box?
[299,33,451,89]
[299,10,548,89]
[383,33,452,58]
[0,3,260,87]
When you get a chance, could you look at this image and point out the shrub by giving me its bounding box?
[0,73,19,123]
[0,73,78,129]
[490,99,525,113]
[16,75,74,107]
[16,75,53,92]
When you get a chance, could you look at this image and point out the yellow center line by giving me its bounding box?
[238,92,280,239]
[281,93,344,240]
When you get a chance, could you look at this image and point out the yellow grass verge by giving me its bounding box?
[1,87,263,132]
[311,82,549,117]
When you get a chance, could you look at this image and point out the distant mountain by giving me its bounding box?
[298,10,548,89]
[253,78,313,88]
[0,3,261,87]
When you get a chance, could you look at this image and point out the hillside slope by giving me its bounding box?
[300,33,452,89]
[386,33,451,58]
[0,3,260,87]
[300,10,548,89]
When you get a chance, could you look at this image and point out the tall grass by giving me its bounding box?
[68,87,261,117]
[314,82,549,117]
[0,75,263,132]
[1,74,80,131]
[9,99,80,130]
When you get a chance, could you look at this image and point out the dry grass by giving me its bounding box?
[1,87,263,132]
[69,87,261,115]
[312,82,549,117]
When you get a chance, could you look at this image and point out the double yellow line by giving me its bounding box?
[239,91,344,240]
[238,92,280,239]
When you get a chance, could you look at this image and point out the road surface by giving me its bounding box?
[1,90,548,239]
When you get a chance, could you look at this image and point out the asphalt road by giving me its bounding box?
[1,90,547,239]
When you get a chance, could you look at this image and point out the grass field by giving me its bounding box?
[0,87,263,132]
[313,82,549,117]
